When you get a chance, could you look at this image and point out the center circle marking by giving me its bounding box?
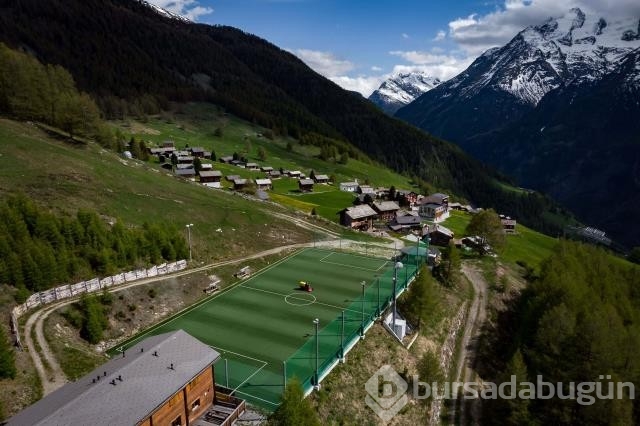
[284,292,316,306]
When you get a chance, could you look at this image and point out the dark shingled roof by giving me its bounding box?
[7,330,219,426]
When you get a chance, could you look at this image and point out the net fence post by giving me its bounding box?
[225,358,229,389]
[340,310,345,360]
[376,278,380,317]
[283,360,287,392]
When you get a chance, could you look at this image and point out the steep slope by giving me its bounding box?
[0,0,571,235]
[369,72,441,114]
[397,8,640,246]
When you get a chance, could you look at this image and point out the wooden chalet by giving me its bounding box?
[254,178,272,191]
[313,174,330,184]
[6,331,245,426]
[371,201,400,221]
[423,224,454,246]
[340,205,377,231]
[199,170,222,188]
[298,178,314,192]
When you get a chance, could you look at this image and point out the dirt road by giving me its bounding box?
[449,263,489,425]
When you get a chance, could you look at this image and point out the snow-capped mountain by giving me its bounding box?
[420,8,640,108]
[369,72,441,114]
[396,8,640,247]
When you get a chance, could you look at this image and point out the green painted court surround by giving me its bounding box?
[109,248,418,409]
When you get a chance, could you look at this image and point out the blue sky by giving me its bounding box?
[149,0,640,95]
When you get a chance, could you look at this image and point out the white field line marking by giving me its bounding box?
[376,261,390,271]
[239,284,362,314]
[319,252,333,262]
[114,248,309,350]
[211,345,269,366]
[319,259,384,272]
[233,390,279,406]
[234,363,268,393]
[329,251,389,261]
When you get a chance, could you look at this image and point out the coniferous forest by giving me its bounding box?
[0,195,188,297]
[480,242,640,425]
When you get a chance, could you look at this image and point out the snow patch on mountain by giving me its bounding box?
[140,1,191,23]
[369,72,441,114]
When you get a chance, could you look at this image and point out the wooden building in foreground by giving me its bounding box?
[7,330,243,426]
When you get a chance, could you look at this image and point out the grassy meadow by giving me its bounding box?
[0,118,315,262]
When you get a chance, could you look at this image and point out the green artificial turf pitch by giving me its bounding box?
[109,248,395,409]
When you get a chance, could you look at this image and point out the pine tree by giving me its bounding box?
[258,146,267,161]
[401,265,439,328]
[269,378,320,426]
[0,327,16,379]
[80,294,107,344]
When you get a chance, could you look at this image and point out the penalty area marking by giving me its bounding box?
[284,292,316,306]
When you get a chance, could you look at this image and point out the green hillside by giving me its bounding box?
[116,103,415,221]
[0,118,315,261]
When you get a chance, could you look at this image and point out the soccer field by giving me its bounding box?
[110,248,418,409]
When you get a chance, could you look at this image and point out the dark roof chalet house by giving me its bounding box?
[423,224,454,246]
[5,331,240,426]
[190,147,205,157]
[233,178,248,190]
[313,174,330,184]
[298,179,314,192]
[389,212,422,232]
[199,170,222,188]
[175,168,196,178]
[371,201,400,221]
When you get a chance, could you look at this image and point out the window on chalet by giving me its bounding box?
[171,415,182,426]
[191,398,201,411]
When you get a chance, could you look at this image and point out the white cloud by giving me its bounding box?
[292,49,355,76]
[388,51,475,81]
[329,75,387,97]
[147,0,213,21]
[371,66,383,71]
[433,30,446,42]
[402,33,410,39]
[448,0,640,55]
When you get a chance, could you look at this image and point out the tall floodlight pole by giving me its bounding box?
[424,235,430,268]
[392,261,404,337]
[376,277,381,317]
[313,318,320,390]
[416,230,420,268]
[360,281,366,338]
[185,223,194,262]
